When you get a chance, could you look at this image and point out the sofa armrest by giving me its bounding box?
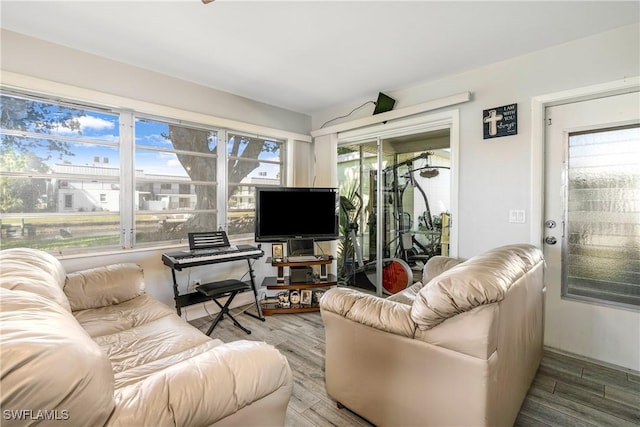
[320,287,416,338]
[422,255,465,283]
[109,340,293,427]
[64,263,145,311]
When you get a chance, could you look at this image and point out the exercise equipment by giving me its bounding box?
[339,193,413,294]
[338,150,450,293]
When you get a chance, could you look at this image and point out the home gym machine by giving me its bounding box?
[382,152,449,266]
[338,151,449,294]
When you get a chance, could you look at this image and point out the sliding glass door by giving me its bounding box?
[336,128,452,295]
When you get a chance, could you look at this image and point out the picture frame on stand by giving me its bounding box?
[312,289,325,305]
[277,290,290,308]
[289,289,301,305]
[272,243,284,262]
[301,289,313,305]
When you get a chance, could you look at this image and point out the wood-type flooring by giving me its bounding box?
[189,307,640,427]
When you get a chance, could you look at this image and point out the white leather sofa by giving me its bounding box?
[0,248,293,426]
[320,244,545,427]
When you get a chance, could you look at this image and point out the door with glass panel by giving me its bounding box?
[544,91,639,366]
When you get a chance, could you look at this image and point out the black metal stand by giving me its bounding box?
[197,279,253,335]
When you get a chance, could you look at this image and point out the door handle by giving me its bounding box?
[545,236,557,245]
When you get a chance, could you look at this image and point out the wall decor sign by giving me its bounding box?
[483,103,517,139]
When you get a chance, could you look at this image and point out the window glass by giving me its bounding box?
[134,117,218,244]
[1,91,290,253]
[1,93,121,252]
[226,133,284,236]
[565,125,640,307]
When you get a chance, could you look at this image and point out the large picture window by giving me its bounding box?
[0,91,286,253]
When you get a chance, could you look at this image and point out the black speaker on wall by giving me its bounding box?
[373,92,396,115]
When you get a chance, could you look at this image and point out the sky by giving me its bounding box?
[3,97,282,180]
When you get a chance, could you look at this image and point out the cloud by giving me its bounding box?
[77,116,115,131]
[51,115,115,135]
[167,158,183,168]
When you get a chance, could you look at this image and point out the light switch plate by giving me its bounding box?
[509,209,526,223]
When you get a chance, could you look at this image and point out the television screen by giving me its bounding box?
[255,187,339,242]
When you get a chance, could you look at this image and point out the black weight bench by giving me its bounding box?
[196,279,253,335]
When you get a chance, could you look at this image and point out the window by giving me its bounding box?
[0,92,121,251]
[0,91,287,253]
[564,125,640,307]
[134,117,219,245]
[64,194,73,209]
[226,132,284,235]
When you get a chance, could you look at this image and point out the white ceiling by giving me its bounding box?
[1,1,638,115]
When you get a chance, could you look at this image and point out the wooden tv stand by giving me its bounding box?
[261,256,336,315]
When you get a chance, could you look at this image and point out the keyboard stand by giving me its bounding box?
[196,280,253,335]
[162,243,266,322]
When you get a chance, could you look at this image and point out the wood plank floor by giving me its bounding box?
[189,307,640,427]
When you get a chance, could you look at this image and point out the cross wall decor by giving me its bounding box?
[483,103,517,139]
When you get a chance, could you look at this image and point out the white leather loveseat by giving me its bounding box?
[0,248,292,426]
[320,244,545,427]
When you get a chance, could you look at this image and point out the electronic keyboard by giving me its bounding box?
[162,245,263,269]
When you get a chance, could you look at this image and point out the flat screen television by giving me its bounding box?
[254,186,339,242]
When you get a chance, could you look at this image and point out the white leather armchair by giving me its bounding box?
[320,244,545,427]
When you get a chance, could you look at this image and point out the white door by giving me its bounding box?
[544,91,640,370]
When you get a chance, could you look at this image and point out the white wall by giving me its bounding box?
[1,30,311,135]
[311,23,640,370]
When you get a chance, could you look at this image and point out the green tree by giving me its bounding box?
[166,126,279,232]
[0,149,50,213]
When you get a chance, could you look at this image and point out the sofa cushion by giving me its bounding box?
[92,307,216,376]
[411,244,543,330]
[65,263,145,311]
[0,287,114,426]
[386,280,425,305]
[73,293,177,338]
[0,248,70,312]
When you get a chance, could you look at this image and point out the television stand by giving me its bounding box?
[261,256,336,315]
